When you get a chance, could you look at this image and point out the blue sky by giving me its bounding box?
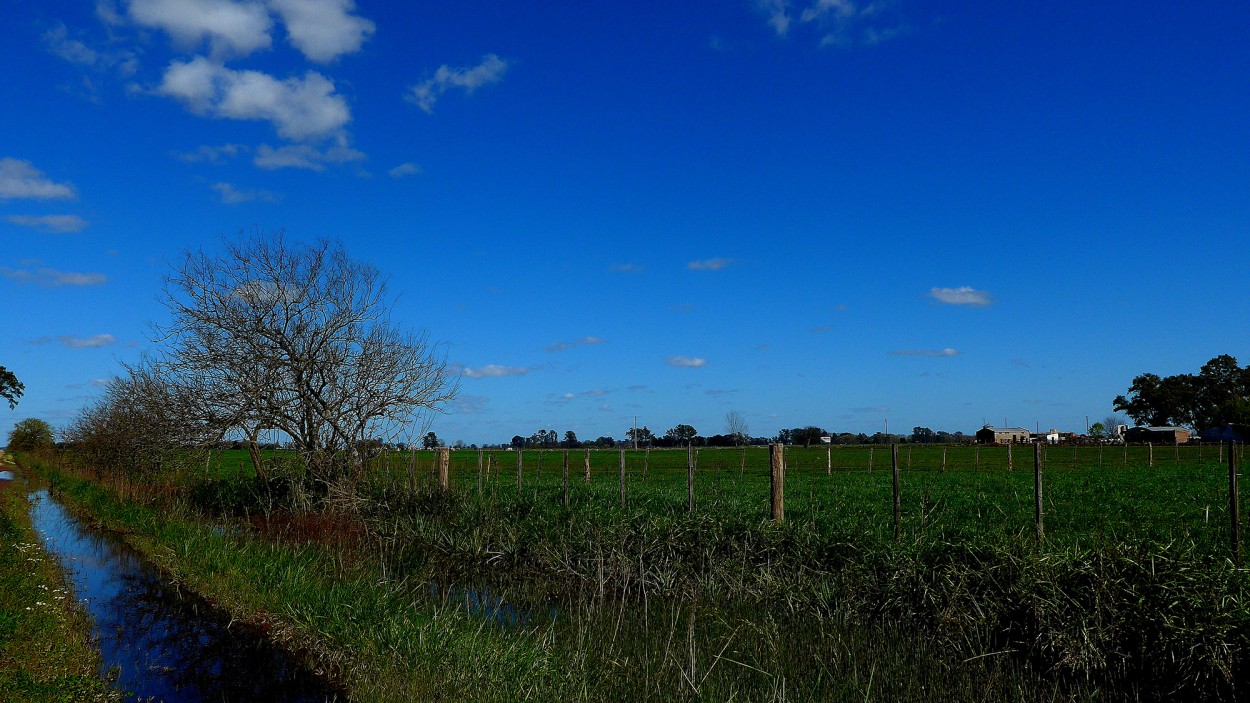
[2,0,1248,446]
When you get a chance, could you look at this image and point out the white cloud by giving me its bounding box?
[0,159,76,200]
[156,57,350,141]
[269,0,374,63]
[254,142,365,171]
[458,364,534,379]
[1,266,107,287]
[211,181,279,203]
[388,162,421,178]
[174,143,244,163]
[6,215,89,233]
[929,286,992,307]
[59,334,117,348]
[667,356,708,368]
[888,348,961,357]
[687,258,733,271]
[128,0,273,58]
[406,54,509,114]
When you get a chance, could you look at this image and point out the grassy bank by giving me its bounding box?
[21,452,1089,701]
[0,455,121,703]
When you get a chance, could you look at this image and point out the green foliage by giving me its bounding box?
[1114,354,1250,429]
[6,418,54,452]
[0,366,22,410]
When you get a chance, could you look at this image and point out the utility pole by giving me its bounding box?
[633,415,638,450]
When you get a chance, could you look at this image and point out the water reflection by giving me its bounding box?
[28,489,343,702]
[429,582,555,629]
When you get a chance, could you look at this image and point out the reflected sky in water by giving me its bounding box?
[28,489,343,702]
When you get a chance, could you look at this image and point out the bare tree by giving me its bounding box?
[65,365,217,474]
[725,410,749,446]
[154,232,457,482]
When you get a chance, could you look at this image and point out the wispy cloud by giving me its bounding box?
[42,22,139,76]
[6,215,89,233]
[56,334,117,348]
[888,348,961,357]
[157,57,351,141]
[212,182,279,204]
[174,143,245,163]
[851,405,889,413]
[253,142,365,171]
[667,355,708,368]
[687,258,733,271]
[930,286,992,307]
[452,394,489,414]
[811,325,832,333]
[610,262,642,273]
[0,158,76,200]
[544,336,605,353]
[758,0,792,36]
[2,266,107,287]
[549,388,611,404]
[758,0,912,48]
[406,54,508,114]
[456,364,535,379]
[388,162,421,178]
[66,378,111,389]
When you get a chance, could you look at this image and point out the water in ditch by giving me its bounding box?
[27,488,344,702]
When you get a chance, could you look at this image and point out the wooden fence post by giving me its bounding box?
[619,448,626,508]
[975,446,980,470]
[869,446,874,472]
[584,448,591,483]
[645,447,651,480]
[1034,442,1044,544]
[892,444,901,541]
[438,447,450,492]
[827,445,832,476]
[1231,441,1241,567]
[1008,441,1013,471]
[1148,442,1153,467]
[941,446,947,472]
[1124,443,1128,467]
[477,448,483,496]
[770,444,785,523]
[687,444,695,515]
[563,450,570,507]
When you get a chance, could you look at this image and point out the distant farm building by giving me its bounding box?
[1030,429,1061,444]
[1124,426,1192,444]
[976,426,1031,444]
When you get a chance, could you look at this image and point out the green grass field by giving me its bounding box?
[28,442,1250,701]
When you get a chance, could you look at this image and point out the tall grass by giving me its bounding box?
[26,445,1250,700]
